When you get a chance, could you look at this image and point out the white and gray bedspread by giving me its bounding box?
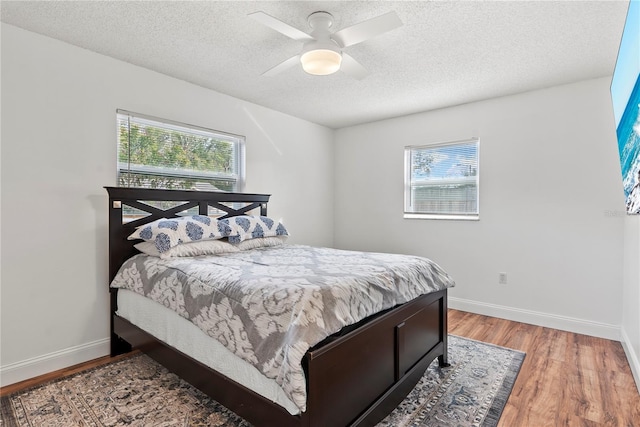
[110,244,455,412]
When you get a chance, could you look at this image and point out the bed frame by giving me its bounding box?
[105,186,449,427]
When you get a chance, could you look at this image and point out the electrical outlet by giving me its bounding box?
[498,272,508,285]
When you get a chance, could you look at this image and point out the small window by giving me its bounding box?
[117,110,245,192]
[404,138,479,220]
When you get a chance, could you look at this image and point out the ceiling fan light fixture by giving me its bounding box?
[300,48,342,76]
[250,9,402,78]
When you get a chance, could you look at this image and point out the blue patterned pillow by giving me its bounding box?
[219,215,289,244]
[128,215,230,253]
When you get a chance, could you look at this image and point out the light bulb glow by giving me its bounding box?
[300,49,342,76]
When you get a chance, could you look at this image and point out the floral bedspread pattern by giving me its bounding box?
[110,245,456,412]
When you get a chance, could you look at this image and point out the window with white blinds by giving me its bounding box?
[404,138,479,220]
[117,110,245,192]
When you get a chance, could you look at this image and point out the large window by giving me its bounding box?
[404,138,479,220]
[117,110,245,192]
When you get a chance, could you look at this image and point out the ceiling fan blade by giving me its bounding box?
[262,55,301,77]
[249,11,314,42]
[332,11,402,48]
[340,53,368,80]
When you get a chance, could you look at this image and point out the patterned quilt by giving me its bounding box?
[110,244,455,412]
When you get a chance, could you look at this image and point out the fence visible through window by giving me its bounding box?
[404,138,479,220]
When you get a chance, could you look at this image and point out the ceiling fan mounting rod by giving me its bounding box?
[307,11,334,31]
[302,10,341,65]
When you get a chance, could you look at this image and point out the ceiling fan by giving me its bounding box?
[249,10,403,79]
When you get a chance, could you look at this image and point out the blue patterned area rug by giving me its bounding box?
[379,335,525,427]
[1,335,524,427]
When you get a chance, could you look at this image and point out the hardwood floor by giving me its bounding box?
[448,309,640,427]
[0,351,137,397]
[2,310,639,426]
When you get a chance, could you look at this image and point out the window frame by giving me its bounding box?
[404,138,480,221]
[116,109,245,192]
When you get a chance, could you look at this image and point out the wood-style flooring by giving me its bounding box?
[2,310,639,426]
[448,310,640,427]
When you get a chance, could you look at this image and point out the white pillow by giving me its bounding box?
[135,239,239,259]
[234,236,287,250]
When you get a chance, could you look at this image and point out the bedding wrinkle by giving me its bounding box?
[110,245,455,412]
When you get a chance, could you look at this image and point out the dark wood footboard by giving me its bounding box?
[304,289,448,427]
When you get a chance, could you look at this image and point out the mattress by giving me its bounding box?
[116,289,300,415]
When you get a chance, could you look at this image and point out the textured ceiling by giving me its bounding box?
[0,1,629,129]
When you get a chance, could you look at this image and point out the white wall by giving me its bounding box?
[622,216,640,390]
[334,77,626,340]
[0,24,334,385]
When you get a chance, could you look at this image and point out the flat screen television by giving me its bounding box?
[612,0,640,214]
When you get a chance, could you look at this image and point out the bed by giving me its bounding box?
[105,186,454,427]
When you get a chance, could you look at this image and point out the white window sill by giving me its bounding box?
[403,213,479,221]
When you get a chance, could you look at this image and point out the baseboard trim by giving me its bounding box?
[620,327,640,394]
[0,338,110,387]
[448,297,621,341]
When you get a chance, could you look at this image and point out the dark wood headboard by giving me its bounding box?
[105,186,270,282]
